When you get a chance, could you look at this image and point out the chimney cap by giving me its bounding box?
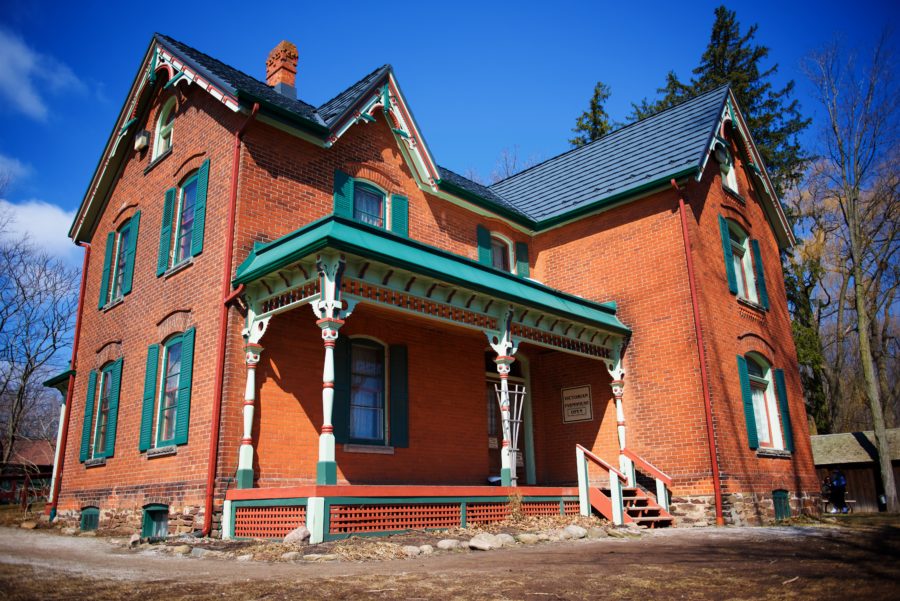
[266,40,299,98]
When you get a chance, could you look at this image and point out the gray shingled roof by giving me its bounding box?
[318,65,391,126]
[811,429,900,465]
[437,166,531,218]
[489,86,730,221]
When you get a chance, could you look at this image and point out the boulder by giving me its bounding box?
[302,553,337,561]
[418,544,434,555]
[280,551,301,561]
[402,545,422,557]
[515,533,539,545]
[129,534,141,547]
[586,527,608,539]
[79,530,97,537]
[61,527,77,536]
[284,525,310,545]
[495,533,516,547]
[564,525,587,539]
[173,545,192,555]
[467,533,498,551]
[19,521,37,530]
[236,554,254,562]
[437,539,460,550]
[555,528,574,540]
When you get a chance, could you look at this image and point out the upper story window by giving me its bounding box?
[491,236,511,272]
[153,97,176,160]
[716,143,739,193]
[139,328,196,451]
[332,170,409,237]
[79,358,123,463]
[157,160,209,276]
[353,182,385,228]
[98,212,141,310]
[718,216,769,310]
[349,339,386,443]
[737,353,794,453]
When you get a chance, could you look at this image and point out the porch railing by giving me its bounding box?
[621,448,672,512]
[575,444,628,525]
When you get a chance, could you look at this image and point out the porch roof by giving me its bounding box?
[233,216,629,335]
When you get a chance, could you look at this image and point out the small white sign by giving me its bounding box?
[561,385,593,423]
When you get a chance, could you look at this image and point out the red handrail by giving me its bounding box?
[576,444,627,483]
[622,448,672,486]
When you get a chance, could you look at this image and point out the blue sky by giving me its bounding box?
[0,0,895,262]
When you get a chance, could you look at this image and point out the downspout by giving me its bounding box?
[202,102,259,536]
[48,241,91,520]
[671,179,724,526]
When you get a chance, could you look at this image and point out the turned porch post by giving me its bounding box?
[486,307,519,487]
[606,349,633,485]
[236,343,262,489]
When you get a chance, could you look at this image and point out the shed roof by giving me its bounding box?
[810,429,900,466]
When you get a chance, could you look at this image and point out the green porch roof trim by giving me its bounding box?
[42,369,75,393]
[234,216,629,335]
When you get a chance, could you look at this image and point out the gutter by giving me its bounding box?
[202,102,259,537]
[672,179,724,526]
[48,242,91,520]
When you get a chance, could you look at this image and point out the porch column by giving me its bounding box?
[311,253,355,486]
[236,343,262,489]
[486,306,519,487]
[606,350,633,484]
[315,318,342,485]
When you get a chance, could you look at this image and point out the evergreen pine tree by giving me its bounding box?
[630,5,809,192]
[569,81,613,147]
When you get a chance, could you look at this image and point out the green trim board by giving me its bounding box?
[234,216,628,335]
[42,369,75,390]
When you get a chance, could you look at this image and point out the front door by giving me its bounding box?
[486,373,527,483]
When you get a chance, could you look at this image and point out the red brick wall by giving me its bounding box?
[58,82,242,518]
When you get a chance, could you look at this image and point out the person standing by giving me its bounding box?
[830,469,848,513]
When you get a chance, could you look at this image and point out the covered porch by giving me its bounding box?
[224,216,645,540]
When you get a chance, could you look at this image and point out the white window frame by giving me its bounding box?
[153,97,176,160]
[348,336,390,446]
[92,363,114,459]
[489,232,515,274]
[155,335,184,447]
[728,222,759,304]
[747,354,784,450]
[719,146,739,193]
[171,173,199,267]
[352,180,390,230]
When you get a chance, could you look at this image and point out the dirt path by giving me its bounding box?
[1,520,898,600]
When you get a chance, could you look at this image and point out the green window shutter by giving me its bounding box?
[718,216,738,294]
[332,335,351,444]
[157,187,176,276]
[79,371,98,462]
[174,327,195,445]
[333,169,354,218]
[122,211,140,295]
[389,345,409,448]
[737,355,758,450]
[750,239,769,310]
[191,159,209,257]
[104,358,123,458]
[391,195,409,237]
[97,232,115,309]
[476,224,492,265]
[140,344,160,452]
[773,368,794,452]
[515,241,530,278]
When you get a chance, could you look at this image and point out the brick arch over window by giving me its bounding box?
[157,309,194,341]
[738,332,776,357]
[112,203,139,227]
[173,152,208,182]
[721,204,753,232]
[342,162,402,195]
[94,340,123,369]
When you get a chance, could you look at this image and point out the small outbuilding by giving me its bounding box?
[810,429,900,513]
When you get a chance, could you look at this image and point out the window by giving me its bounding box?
[718,216,769,310]
[79,359,123,463]
[491,237,511,272]
[80,507,99,531]
[98,212,141,309]
[737,353,795,453]
[141,504,169,539]
[353,182,385,228]
[157,161,209,275]
[153,97,175,159]
[349,340,386,443]
[139,328,196,451]
[772,490,791,521]
[716,144,739,192]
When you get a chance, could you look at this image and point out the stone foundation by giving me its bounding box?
[669,491,820,526]
[57,504,205,536]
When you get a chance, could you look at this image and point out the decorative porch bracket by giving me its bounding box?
[604,340,633,483]
[311,253,357,485]
[485,306,520,487]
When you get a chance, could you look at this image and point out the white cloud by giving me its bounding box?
[0,152,32,184]
[0,198,77,261]
[0,28,87,121]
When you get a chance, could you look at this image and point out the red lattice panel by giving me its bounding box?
[562,500,580,515]
[329,503,461,534]
[234,505,306,539]
[466,503,510,524]
[522,501,565,517]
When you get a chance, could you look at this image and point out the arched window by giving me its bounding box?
[728,221,757,303]
[349,338,386,443]
[353,181,386,228]
[79,358,123,463]
[716,143,739,192]
[173,172,199,266]
[158,334,184,445]
[154,97,176,159]
[157,160,209,276]
[138,328,196,452]
[745,354,779,448]
[490,236,511,272]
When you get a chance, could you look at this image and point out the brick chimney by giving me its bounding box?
[266,40,298,98]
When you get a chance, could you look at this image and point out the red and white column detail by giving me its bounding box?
[486,306,519,487]
[236,343,262,488]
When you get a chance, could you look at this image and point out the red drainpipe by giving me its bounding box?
[671,179,725,526]
[202,103,259,536]
[48,241,91,520]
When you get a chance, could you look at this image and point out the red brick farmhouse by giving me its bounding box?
[44,35,818,540]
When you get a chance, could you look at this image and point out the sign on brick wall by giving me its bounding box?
[561,385,593,423]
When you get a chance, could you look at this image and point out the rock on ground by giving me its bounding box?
[495,533,516,547]
[280,551,300,561]
[586,527,608,539]
[283,526,310,545]
[436,539,460,550]
[515,533,539,545]
[173,545,192,555]
[129,534,140,547]
[302,553,337,562]
[564,525,587,539]
[402,545,421,557]
[19,521,37,530]
[235,554,253,562]
[418,544,434,555]
[467,533,499,551]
